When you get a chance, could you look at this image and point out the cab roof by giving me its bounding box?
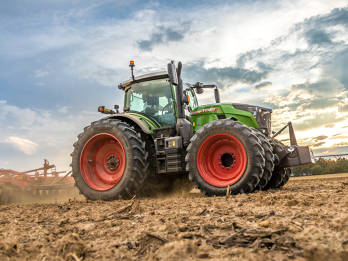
[121,71,168,87]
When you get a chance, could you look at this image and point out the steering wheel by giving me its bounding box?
[162,102,173,114]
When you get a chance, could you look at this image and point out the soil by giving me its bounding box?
[1,177,348,260]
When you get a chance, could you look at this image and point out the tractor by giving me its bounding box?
[71,60,315,200]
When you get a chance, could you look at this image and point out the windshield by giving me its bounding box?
[126,78,176,127]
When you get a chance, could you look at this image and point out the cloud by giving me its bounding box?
[297,111,345,131]
[0,100,99,170]
[183,60,271,89]
[311,142,326,147]
[338,104,348,112]
[300,98,340,110]
[291,77,344,97]
[312,135,328,141]
[58,106,68,113]
[305,29,332,46]
[263,75,347,132]
[34,69,50,78]
[137,21,191,51]
[330,135,348,140]
[252,81,272,92]
[333,142,348,147]
[4,137,38,155]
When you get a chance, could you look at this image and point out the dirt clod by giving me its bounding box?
[259,220,270,228]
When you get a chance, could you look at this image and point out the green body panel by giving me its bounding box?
[190,103,259,132]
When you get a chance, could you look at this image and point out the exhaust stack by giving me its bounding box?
[167,61,193,146]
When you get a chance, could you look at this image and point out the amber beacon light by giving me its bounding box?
[129,60,135,80]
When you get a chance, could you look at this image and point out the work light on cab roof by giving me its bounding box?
[71,60,315,201]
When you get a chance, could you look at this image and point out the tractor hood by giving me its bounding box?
[232,103,272,136]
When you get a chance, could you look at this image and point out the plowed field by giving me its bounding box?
[1,176,348,261]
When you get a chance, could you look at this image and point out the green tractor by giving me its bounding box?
[71,60,315,200]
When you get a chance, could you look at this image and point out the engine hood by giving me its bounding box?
[232,103,272,136]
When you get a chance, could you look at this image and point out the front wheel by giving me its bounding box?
[71,119,149,200]
[186,120,265,196]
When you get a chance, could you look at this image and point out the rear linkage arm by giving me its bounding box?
[272,121,298,146]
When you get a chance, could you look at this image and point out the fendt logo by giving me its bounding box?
[191,108,220,115]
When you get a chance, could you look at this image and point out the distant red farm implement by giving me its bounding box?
[0,160,77,205]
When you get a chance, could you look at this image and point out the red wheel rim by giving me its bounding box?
[197,133,247,187]
[80,133,126,191]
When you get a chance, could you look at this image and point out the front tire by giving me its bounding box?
[186,120,265,196]
[71,119,149,200]
[263,139,287,190]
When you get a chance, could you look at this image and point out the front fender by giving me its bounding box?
[102,114,152,135]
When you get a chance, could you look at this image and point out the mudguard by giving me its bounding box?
[103,114,152,135]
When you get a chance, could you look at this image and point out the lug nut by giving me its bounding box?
[234,160,236,163]
[219,163,221,165]
[227,167,229,170]
[222,166,224,169]
[231,165,234,168]
[218,157,220,160]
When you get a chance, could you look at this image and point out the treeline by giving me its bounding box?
[292,157,348,176]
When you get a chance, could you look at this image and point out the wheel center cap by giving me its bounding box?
[105,155,120,171]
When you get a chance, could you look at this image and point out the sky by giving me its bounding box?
[1,0,348,171]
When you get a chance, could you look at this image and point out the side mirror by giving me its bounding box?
[194,82,204,94]
[195,88,204,94]
[214,88,220,103]
[167,62,178,86]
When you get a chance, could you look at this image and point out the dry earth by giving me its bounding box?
[1,177,348,261]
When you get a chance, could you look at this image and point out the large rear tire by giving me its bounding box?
[186,120,265,196]
[71,119,149,200]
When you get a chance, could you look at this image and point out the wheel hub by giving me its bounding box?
[105,154,120,171]
[219,152,236,170]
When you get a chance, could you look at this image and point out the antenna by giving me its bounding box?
[129,60,135,81]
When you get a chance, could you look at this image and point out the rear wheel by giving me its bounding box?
[71,119,149,200]
[186,120,265,196]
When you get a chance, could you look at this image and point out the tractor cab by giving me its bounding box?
[120,71,198,128]
[126,78,175,127]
